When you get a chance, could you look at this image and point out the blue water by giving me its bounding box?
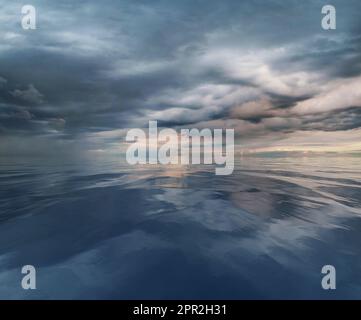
[0,155,361,299]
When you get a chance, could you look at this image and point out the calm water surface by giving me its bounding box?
[0,155,360,299]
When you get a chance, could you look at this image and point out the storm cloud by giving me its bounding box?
[0,0,360,155]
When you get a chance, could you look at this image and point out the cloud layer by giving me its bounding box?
[0,0,361,155]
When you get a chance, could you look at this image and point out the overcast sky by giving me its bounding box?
[0,0,361,155]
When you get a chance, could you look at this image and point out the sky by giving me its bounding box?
[0,0,361,156]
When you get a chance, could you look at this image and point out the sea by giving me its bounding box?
[0,155,360,299]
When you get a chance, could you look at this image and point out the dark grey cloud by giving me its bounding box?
[10,84,43,104]
[0,0,360,153]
